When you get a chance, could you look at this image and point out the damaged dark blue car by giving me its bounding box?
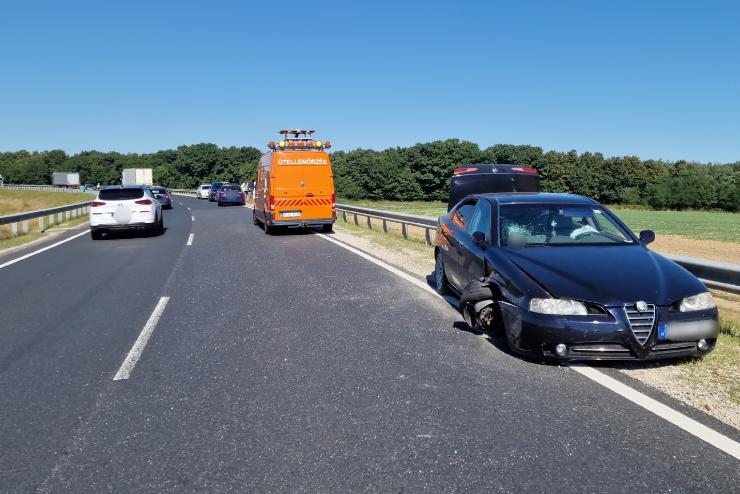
[434,192,719,361]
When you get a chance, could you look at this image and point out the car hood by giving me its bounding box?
[505,245,706,306]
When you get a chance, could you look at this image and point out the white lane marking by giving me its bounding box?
[0,230,89,270]
[113,296,170,381]
[187,207,191,211]
[316,231,740,461]
[178,202,183,206]
[191,215,195,222]
[315,233,441,299]
[571,365,740,460]
[186,233,194,246]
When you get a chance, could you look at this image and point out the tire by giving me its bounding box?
[91,229,103,240]
[157,215,164,235]
[434,252,450,295]
[322,224,333,233]
[252,209,259,225]
[217,202,223,207]
[264,221,272,235]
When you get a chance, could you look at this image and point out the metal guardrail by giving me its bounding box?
[170,189,197,197]
[335,204,740,295]
[0,201,92,236]
[0,184,93,192]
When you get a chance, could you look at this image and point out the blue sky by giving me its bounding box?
[1,0,738,162]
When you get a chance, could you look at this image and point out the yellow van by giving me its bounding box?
[253,130,336,234]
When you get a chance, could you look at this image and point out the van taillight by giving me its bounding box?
[134,199,153,205]
[453,167,479,175]
[511,167,538,174]
[269,195,275,210]
[331,193,335,206]
[91,201,106,207]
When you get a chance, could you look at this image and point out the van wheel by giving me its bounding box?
[264,221,272,235]
[252,209,259,225]
[91,229,103,240]
[322,224,333,233]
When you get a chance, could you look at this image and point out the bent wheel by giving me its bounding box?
[434,253,450,295]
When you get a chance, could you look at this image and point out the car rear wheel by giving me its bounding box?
[434,252,450,295]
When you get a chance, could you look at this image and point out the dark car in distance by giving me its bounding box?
[217,184,246,206]
[447,164,540,211]
[435,192,719,361]
[209,182,226,202]
[149,186,172,209]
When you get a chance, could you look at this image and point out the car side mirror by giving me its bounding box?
[472,231,489,248]
[639,229,655,245]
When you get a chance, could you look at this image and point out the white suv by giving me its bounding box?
[197,184,211,199]
[90,186,163,240]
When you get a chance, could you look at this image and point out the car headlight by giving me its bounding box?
[529,298,588,315]
[679,292,716,312]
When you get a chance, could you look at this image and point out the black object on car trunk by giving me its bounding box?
[447,164,540,211]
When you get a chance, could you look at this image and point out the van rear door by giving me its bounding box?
[272,154,304,216]
[300,153,334,219]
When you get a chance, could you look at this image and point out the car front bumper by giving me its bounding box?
[499,302,720,361]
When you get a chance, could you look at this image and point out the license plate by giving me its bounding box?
[281,211,300,218]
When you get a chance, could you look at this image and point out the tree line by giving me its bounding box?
[1,140,738,211]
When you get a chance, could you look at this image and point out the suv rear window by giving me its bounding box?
[226,185,241,191]
[99,189,145,200]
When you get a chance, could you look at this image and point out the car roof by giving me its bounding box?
[102,185,149,190]
[474,192,600,206]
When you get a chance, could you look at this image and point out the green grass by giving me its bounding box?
[683,325,739,405]
[0,190,92,216]
[339,198,740,244]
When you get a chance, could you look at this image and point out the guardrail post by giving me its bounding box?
[401,223,407,239]
[11,222,17,236]
[342,211,347,222]
[366,215,372,230]
[22,220,29,234]
[39,216,44,231]
[382,219,387,233]
[49,213,54,226]
[425,227,432,245]
[353,213,359,226]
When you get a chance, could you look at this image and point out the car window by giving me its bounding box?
[500,205,634,246]
[150,188,165,194]
[452,200,476,230]
[226,185,241,191]
[99,189,144,200]
[201,185,211,190]
[466,200,492,240]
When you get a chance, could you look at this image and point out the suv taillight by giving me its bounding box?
[134,199,152,205]
[91,201,106,207]
[269,195,275,210]
[453,167,480,175]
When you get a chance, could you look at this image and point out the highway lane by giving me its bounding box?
[0,203,194,492]
[17,195,735,492]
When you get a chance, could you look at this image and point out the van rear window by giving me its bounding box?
[99,189,144,200]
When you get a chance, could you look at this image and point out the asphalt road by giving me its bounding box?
[0,196,737,493]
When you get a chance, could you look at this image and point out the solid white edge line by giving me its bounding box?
[186,233,194,246]
[571,365,740,460]
[0,229,89,270]
[315,231,740,461]
[315,233,441,299]
[113,296,170,381]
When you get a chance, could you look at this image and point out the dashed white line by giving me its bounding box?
[187,207,191,211]
[0,230,89,270]
[315,231,740,461]
[186,233,194,246]
[113,296,170,381]
[191,215,195,222]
